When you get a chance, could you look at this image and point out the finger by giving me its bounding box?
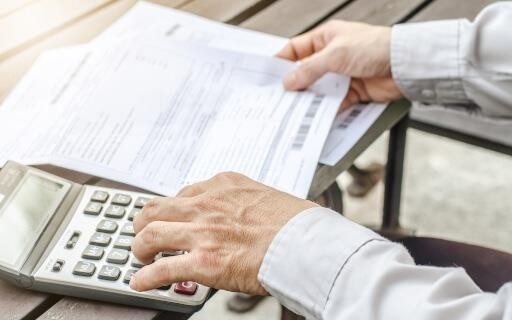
[349,79,371,102]
[176,182,206,197]
[283,47,335,91]
[130,254,196,292]
[132,221,193,264]
[133,197,199,233]
[341,89,361,110]
[276,31,316,61]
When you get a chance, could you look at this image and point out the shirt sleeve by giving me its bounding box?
[390,2,512,119]
[258,207,512,320]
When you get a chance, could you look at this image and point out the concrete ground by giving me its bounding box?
[191,128,512,320]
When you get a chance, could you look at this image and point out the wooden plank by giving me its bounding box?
[180,0,271,22]
[0,0,115,61]
[36,298,162,320]
[329,0,426,25]
[240,0,350,37]
[0,279,58,320]
[410,0,496,21]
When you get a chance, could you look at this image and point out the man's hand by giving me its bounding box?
[277,20,402,110]
[130,172,317,295]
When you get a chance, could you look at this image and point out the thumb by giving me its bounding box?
[283,48,334,91]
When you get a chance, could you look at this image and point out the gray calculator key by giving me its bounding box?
[120,222,135,236]
[123,269,137,284]
[112,194,132,206]
[91,190,109,203]
[98,265,121,281]
[84,202,103,215]
[128,208,140,221]
[131,256,145,268]
[96,220,118,233]
[89,232,111,247]
[162,250,184,257]
[107,249,129,265]
[114,235,133,251]
[82,245,104,260]
[134,197,150,208]
[73,261,96,277]
[105,205,126,219]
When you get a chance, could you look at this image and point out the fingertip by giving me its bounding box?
[129,274,140,291]
[283,72,297,90]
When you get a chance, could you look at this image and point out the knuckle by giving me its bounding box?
[142,221,162,247]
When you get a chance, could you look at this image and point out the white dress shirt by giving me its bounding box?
[258,3,512,319]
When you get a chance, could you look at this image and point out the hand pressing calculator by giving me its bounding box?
[0,161,210,313]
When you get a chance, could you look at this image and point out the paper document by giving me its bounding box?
[94,1,389,166]
[0,42,347,197]
[319,103,387,166]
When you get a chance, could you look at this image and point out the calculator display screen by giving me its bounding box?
[0,174,68,268]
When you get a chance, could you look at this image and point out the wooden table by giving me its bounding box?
[0,0,499,319]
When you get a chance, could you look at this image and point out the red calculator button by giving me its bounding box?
[174,281,197,295]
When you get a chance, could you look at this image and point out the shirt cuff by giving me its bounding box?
[391,19,471,106]
[257,207,385,319]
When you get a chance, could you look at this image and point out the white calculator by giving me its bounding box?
[0,161,210,313]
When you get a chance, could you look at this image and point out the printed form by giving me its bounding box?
[93,1,389,165]
[0,41,347,197]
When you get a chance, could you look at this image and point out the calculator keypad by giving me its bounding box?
[105,205,126,218]
[114,235,133,251]
[84,202,103,216]
[73,261,96,277]
[107,249,129,265]
[112,194,132,206]
[98,265,121,281]
[89,232,111,247]
[35,186,208,310]
[91,190,109,203]
[82,245,104,260]
[97,220,118,233]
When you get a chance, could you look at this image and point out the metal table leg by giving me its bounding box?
[382,113,409,230]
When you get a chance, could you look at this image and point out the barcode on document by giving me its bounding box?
[337,104,364,129]
[292,94,324,150]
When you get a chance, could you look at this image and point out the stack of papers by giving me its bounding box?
[0,2,387,198]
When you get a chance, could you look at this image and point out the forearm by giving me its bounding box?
[390,2,512,119]
[259,208,512,319]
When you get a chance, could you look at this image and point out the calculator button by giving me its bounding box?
[96,220,118,233]
[130,256,146,268]
[91,190,109,203]
[82,245,105,260]
[112,194,132,206]
[65,231,81,249]
[174,281,197,295]
[105,205,126,219]
[107,249,129,265]
[162,250,183,257]
[128,208,140,221]
[52,259,65,272]
[134,197,150,208]
[84,202,103,215]
[120,223,135,236]
[89,232,112,247]
[73,261,96,277]
[123,269,137,284]
[98,265,121,281]
[114,235,133,251]
[157,285,171,290]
